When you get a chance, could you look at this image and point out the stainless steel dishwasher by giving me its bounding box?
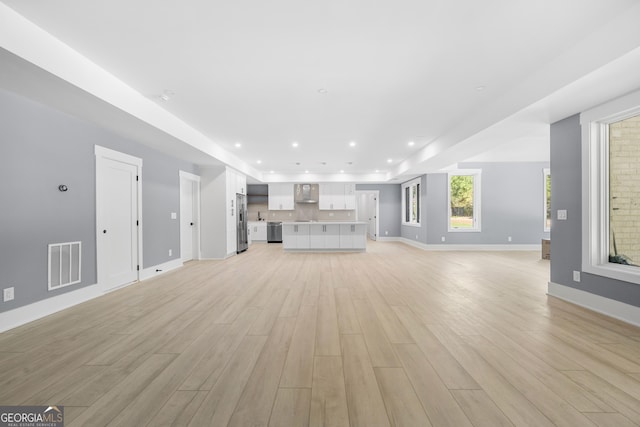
[267,221,282,243]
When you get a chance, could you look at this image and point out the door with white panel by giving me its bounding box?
[96,146,141,291]
[180,172,200,262]
[356,191,379,241]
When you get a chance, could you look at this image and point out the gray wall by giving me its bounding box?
[550,114,640,308]
[394,163,550,246]
[356,184,401,237]
[425,162,550,245]
[0,88,197,313]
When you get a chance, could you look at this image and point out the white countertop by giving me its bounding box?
[282,221,366,225]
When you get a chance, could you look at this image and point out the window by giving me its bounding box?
[448,170,481,232]
[402,177,421,226]
[544,169,551,232]
[581,90,640,285]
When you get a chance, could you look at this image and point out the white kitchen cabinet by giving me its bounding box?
[344,183,356,210]
[319,183,356,210]
[268,183,295,210]
[309,224,340,248]
[340,223,366,249]
[249,221,267,242]
[235,172,246,195]
[226,168,237,255]
[283,223,310,249]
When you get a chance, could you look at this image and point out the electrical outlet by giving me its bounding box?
[3,287,14,302]
[573,270,581,282]
[329,212,334,217]
[557,209,567,220]
[289,213,292,216]
[169,249,172,257]
[508,236,512,242]
[441,236,445,242]
[171,212,177,220]
[385,230,388,235]
[347,212,351,217]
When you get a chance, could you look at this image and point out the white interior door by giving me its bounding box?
[180,171,200,262]
[356,191,379,241]
[96,147,141,291]
[368,193,378,241]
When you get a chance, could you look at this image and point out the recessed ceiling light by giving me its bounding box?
[292,141,299,147]
[318,88,328,94]
[375,169,380,173]
[475,85,486,91]
[235,142,241,148]
[340,170,344,173]
[257,160,262,164]
[270,170,275,174]
[408,141,415,146]
[387,158,393,163]
[305,170,309,173]
[349,141,356,147]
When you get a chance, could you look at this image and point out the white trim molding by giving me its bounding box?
[397,238,541,252]
[0,258,185,333]
[548,281,640,327]
[581,89,640,285]
[0,284,102,333]
[140,258,183,281]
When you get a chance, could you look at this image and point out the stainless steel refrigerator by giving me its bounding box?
[236,193,248,253]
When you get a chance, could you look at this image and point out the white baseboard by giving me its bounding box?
[396,237,541,251]
[376,237,403,242]
[0,284,102,333]
[140,258,183,281]
[0,259,185,333]
[548,281,640,327]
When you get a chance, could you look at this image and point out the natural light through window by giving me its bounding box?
[581,90,640,285]
[609,114,640,267]
[544,169,551,232]
[448,170,481,232]
[402,178,421,226]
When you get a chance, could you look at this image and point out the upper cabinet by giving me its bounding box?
[268,183,295,210]
[236,172,246,195]
[319,183,356,210]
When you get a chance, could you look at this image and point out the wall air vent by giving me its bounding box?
[48,241,81,291]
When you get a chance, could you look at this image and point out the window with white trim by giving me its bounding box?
[544,168,551,232]
[448,170,481,232]
[581,90,640,285]
[401,177,421,226]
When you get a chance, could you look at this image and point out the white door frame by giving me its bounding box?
[179,170,201,261]
[95,145,143,291]
[355,190,379,241]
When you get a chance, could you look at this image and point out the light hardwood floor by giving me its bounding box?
[1,241,640,426]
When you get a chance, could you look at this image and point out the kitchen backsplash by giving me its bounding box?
[247,202,356,222]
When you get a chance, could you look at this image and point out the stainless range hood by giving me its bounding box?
[295,183,318,204]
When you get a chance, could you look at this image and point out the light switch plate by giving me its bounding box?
[573,270,581,282]
[171,212,177,220]
[557,210,567,220]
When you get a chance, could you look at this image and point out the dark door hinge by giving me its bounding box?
[137,265,140,271]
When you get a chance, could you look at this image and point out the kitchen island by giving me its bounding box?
[282,221,367,252]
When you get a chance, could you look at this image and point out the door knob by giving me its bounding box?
[190,222,194,226]
[103,230,107,234]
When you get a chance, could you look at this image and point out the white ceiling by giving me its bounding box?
[2,0,640,183]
